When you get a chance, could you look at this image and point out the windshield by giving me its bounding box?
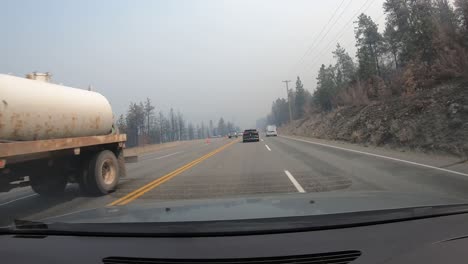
[1,0,468,232]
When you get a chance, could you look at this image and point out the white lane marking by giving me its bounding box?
[284,170,305,193]
[146,151,183,161]
[281,135,468,177]
[261,139,264,142]
[0,194,37,206]
[265,144,272,151]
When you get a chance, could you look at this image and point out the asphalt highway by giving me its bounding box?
[1,135,468,226]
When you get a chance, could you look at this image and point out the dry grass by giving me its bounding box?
[334,81,370,107]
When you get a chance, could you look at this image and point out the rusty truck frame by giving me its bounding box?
[0,134,127,196]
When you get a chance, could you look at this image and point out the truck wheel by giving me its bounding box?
[81,150,119,195]
[30,169,67,196]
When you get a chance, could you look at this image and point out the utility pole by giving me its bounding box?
[282,80,293,122]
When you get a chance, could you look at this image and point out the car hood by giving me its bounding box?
[44,191,468,224]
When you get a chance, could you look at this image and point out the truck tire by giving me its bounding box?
[81,150,119,196]
[30,168,67,196]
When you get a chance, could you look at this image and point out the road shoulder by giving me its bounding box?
[279,135,468,174]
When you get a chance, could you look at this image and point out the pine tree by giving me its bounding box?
[434,0,458,39]
[143,98,155,138]
[126,102,145,147]
[455,0,468,46]
[196,124,201,139]
[412,0,437,63]
[116,114,126,134]
[177,111,185,140]
[384,23,400,69]
[270,98,289,126]
[159,111,165,143]
[383,0,437,64]
[332,44,355,85]
[188,123,195,140]
[355,13,384,78]
[383,0,414,65]
[169,108,176,141]
[294,76,306,119]
[313,64,337,111]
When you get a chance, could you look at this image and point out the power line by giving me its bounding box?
[306,0,376,71]
[289,0,349,73]
[303,0,378,73]
[297,0,355,66]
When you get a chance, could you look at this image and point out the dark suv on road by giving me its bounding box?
[242,129,259,142]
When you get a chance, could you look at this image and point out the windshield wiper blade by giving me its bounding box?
[0,219,48,234]
[13,219,48,230]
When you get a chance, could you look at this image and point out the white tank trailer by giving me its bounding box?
[0,74,114,141]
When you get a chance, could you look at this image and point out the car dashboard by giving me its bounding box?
[2,212,468,263]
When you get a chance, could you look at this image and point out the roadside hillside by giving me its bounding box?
[279,81,468,157]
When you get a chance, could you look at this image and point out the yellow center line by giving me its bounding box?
[108,140,238,206]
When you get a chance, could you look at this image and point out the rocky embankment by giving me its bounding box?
[279,81,468,157]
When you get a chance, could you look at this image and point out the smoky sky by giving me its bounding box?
[1,0,385,128]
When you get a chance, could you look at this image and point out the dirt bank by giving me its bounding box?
[279,81,468,157]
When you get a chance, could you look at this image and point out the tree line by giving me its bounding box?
[117,98,240,147]
[267,0,468,126]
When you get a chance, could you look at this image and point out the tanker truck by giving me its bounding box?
[0,73,127,196]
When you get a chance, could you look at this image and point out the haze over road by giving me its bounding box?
[1,135,468,226]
